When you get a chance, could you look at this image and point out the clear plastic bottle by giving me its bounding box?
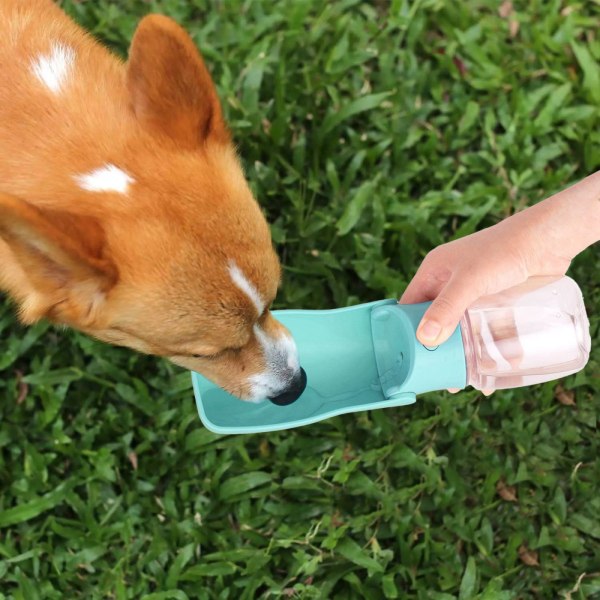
[461,276,591,391]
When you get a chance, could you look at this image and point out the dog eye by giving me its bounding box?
[189,347,241,360]
[190,349,228,359]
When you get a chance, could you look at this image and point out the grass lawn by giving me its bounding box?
[1,0,599,597]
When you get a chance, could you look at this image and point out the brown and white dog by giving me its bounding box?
[0,0,306,405]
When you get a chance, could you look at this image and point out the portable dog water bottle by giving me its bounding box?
[191,276,591,434]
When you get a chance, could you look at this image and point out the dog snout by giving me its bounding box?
[268,367,307,406]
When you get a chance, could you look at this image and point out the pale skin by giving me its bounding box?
[400,171,600,393]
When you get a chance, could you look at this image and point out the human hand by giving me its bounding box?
[399,215,570,348]
[400,171,600,392]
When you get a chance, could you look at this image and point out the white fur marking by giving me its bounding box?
[246,373,276,403]
[248,325,300,401]
[74,164,135,194]
[228,261,265,315]
[31,43,75,94]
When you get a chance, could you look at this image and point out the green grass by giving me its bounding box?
[1,0,599,597]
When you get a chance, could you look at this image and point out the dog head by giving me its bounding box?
[0,15,304,403]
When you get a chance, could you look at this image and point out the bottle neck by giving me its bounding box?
[460,311,477,388]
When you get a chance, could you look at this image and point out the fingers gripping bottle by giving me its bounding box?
[367,275,591,399]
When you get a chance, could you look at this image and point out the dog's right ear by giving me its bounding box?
[126,14,229,149]
[0,193,117,325]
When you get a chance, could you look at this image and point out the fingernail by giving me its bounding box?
[447,388,461,394]
[418,320,442,344]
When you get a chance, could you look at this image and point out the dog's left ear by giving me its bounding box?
[126,14,229,149]
[0,193,117,325]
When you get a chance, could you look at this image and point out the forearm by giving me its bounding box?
[530,171,600,260]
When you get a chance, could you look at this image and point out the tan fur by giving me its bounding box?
[0,0,295,400]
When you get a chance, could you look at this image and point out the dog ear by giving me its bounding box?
[126,14,229,149]
[0,193,117,325]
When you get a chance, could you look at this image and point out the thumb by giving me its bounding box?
[416,276,483,346]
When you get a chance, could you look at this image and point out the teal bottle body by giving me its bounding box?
[191,299,469,434]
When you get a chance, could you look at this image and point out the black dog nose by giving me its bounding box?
[268,367,307,406]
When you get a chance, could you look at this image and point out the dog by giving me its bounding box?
[0,0,306,405]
